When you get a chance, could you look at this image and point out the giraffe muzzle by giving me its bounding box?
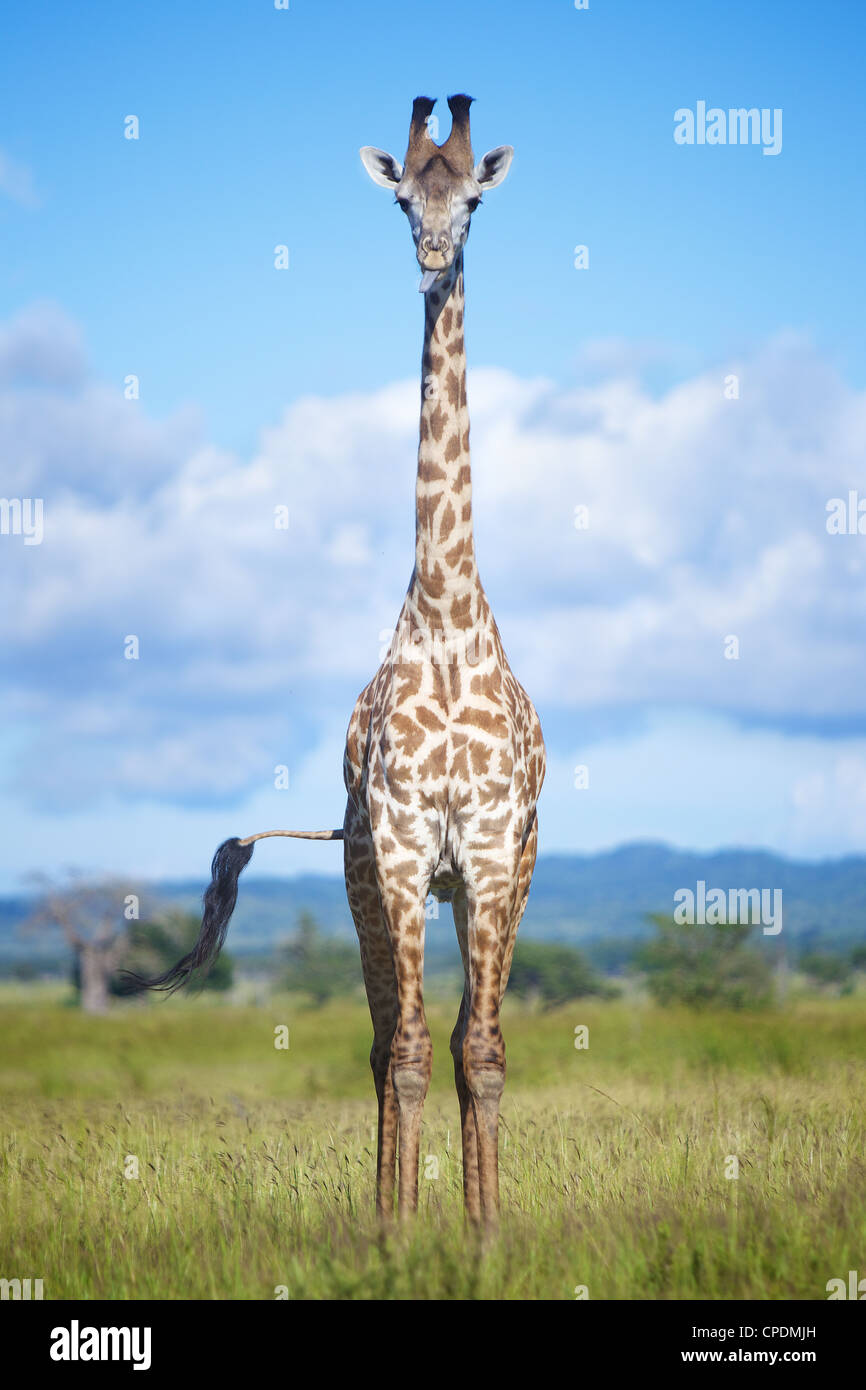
[419,233,451,270]
[418,237,453,293]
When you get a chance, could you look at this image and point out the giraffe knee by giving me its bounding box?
[391,1028,432,1106]
[463,1021,505,1102]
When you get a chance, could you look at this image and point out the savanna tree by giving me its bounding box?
[26,875,137,1014]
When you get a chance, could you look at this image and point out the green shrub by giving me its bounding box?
[508,940,616,1010]
[638,914,773,1010]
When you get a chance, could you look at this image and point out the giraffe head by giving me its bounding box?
[360,95,513,292]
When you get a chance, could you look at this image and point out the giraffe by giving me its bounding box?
[348,95,545,1229]
[134,95,544,1234]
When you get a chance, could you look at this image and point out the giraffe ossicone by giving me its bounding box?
[135,95,544,1234]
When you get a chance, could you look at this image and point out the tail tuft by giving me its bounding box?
[124,837,254,995]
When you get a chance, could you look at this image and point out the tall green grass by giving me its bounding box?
[1,994,864,1299]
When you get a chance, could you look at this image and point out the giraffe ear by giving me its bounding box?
[475,145,513,189]
[360,146,404,189]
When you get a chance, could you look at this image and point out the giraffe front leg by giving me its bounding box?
[464,986,505,1230]
[370,1032,398,1222]
[391,965,432,1220]
[393,1031,431,1220]
[450,991,481,1224]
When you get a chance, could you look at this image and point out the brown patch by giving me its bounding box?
[429,665,449,711]
[438,501,456,541]
[418,456,447,483]
[418,741,448,779]
[444,433,461,463]
[450,745,469,780]
[469,740,492,775]
[385,886,418,916]
[416,706,446,733]
[429,405,446,441]
[456,708,509,738]
[470,670,502,698]
[450,592,473,627]
[412,590,441,624]
[445,538,466,568]
[389,818,424,848]
[388,714,426,758]
[385,777,412,805]
[416,489,443,534]
[421,562,446,599]
[395,664,423,700]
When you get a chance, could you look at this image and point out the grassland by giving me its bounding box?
[1,987,864,1299]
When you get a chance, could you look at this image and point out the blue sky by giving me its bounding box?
[1,0,866,890]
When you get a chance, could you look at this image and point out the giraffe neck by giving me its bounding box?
[411,255,482,632]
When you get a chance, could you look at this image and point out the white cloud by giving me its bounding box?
[2,304,866,832]
[0,303,85,385]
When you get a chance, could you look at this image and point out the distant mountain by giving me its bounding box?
[1,843,864,967]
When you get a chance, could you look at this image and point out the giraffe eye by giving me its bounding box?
[396,197,411,213]
[466,197,481,213]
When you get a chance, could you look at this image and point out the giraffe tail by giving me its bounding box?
[124,828,344,995]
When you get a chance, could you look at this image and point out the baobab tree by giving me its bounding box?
[25,875,136,1014]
